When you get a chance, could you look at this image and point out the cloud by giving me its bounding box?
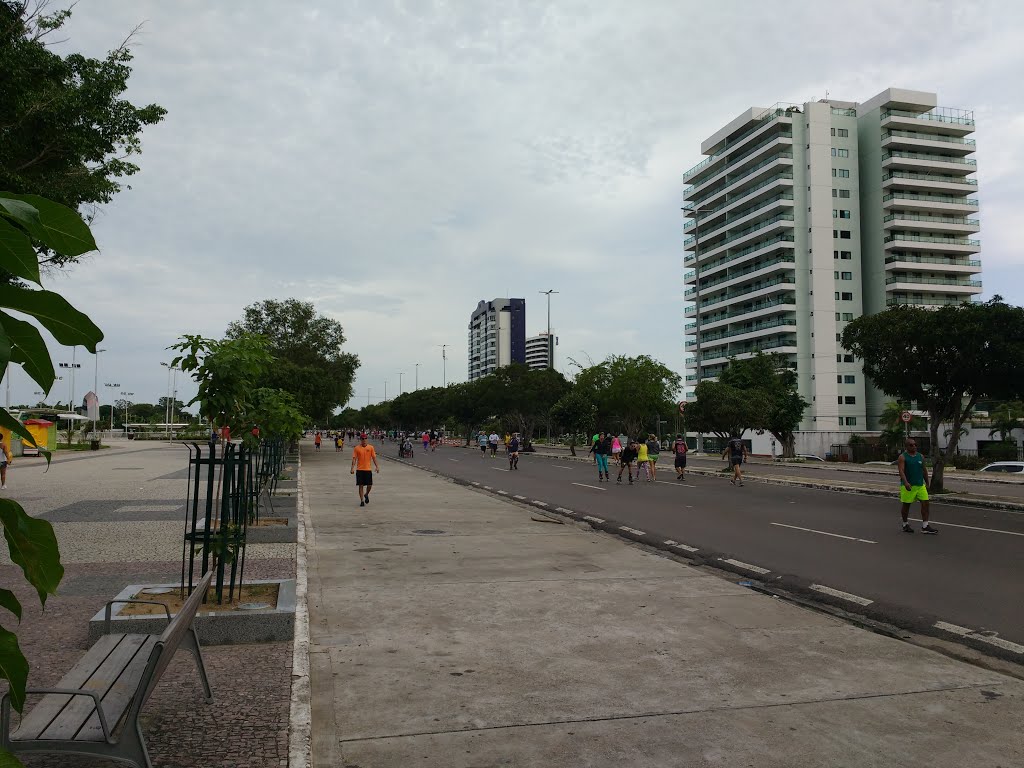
[10,0,1021,412]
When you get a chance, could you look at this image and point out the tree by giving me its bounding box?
[549,389,596,456]
[842,298,1024,491]
[685,380,764,441]
[574,355,680,438]
[225,299,359,423]
[0,190,103,764]
[719,353,808,457]
[0,2,167,269]
[171,333,275,431]
[987,401,1024,443]
[243,387,306,444]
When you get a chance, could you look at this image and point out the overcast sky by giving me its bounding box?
[10,0,1023,414]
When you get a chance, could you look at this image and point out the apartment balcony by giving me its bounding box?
[885,276,983,295]
[691,214,795,263]
[698,274,798,312]
[881,130,976,156]
[685,255,795,299]
[882,213,979,235]
[683,174,793,235]
[886,295,977,308]
[884,253,981,274]
[688,193,795,248]
[882,150,977,176]
[683,110,794,185]
[883,233,980,255]
[880,107,975,137]
[683,130,794,191]
[882,171,978,195]
[882,192,978,214]
[700,335,799,363]
[685,153,794,212]
[685,318,798,350]
[699,297,797,331]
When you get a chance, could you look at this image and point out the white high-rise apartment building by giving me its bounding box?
[524,333,554,371]
[467,298,527,382]
[682,88,981,431]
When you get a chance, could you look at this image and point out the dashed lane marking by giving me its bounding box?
[471,482,480,486]
[513,495,527,500]
[532,501,548,507]
[582,515,605,524]
[809,584,874,606]
[976,635,1024,655]
[619,526,646,536]
[718,558,770,575]
[655,480,698,488]
[663,539,699,552]
[934,621,973,637]
[492,467,510,472]
[496,490,508,495]
[553,465,574,469]
[448,458,460,462]
[909,518,1024,537]
[555,507,576,515]
[572,482,606,491]
[771,522,877,544]
[483,485,492,490]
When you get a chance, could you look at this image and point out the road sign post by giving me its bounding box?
[901,410,912,437]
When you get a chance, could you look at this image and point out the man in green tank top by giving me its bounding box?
[897,438,938,534]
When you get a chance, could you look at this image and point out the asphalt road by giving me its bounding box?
[528,445,1024,501]
[398,444,1024,658]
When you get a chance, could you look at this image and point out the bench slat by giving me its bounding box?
[34,635,154,742]
[13,634,135,741]
[75,641,157,743]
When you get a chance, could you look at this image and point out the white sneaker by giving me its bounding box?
[1,484,7,490]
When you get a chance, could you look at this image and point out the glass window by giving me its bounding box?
[840,230,851,239]
[837,396,843,404]
[838,128,849,138]
[845,396,856,404]
[835,312,841,320]
[831,128,836,136]
[832,189,838,197]
[834,271,840,279]
[841,272,853,280]
[844,354,855,362]
[836,354,842,362]
[839,210,851,219]
[836,375,843,383]
[834,251,840,259]
[844,375,855,383]
[841,251,852,259]
[832,168,850,178]
[845,416,857,425]
[841,292,853,300]
[839,189,851,198]
[842,312,854,321]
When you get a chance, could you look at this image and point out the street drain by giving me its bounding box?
[412,529,446,535]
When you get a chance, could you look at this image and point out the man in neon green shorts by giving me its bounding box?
[897,438,938,534]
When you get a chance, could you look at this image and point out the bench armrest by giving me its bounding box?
[2,688,113,743]
[104,599,173,633]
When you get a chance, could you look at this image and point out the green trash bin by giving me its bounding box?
[90,439,101,450]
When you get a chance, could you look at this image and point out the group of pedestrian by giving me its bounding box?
[588,432,690,484]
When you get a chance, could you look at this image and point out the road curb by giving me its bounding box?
[288,451,312,768]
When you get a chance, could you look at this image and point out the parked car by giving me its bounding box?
[864,460,898,466]
[979,461,1024,474]
[796,453,825,462]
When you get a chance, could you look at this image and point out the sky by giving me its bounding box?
[8,0,1024,413]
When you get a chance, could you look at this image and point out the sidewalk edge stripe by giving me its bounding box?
[288,449,312,768]
[809,583,874,606]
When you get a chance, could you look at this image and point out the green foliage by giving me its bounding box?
[0,2,166,269]
[0,190,104,731]
[225,299,359,423]
[549,390,596,449]
[573,355,680,437]
[986,402,1024,442]
[243,388,306,443]
[685,379,763,439]
[719,354,808,455]
[842,298,1024,490]
[171,333,275,429]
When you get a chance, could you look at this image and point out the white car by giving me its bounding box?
[796,453,825,462]
[979,461,1024,474]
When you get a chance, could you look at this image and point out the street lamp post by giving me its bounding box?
[121,391,135,431]
[92,348,106,439]
[397,372,404,396]
[440,345,448,388]
[58,349,82,415]
[384,380,388,402]
[414,363,420,391]
[104,382,121,431]
[160,362,177,440]
[539,289,559,369]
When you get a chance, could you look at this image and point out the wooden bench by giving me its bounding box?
[1,571,215,768]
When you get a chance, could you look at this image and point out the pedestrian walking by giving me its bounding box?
[350,433,380,507]
[722,435,747,486]
[646,434,661,481]
[508,433,521,470]
[314,432,322,452]
[489,431,500,458]
[422,431,430,453]
[617,439,638,484]
[588,431,612,482]
[898,438,938,534]
[611,434,622,460]
[0,434,12,490]
[672,434,688,480]
[635,438,650,481]
[478,431,489,457]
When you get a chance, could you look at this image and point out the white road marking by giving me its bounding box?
[555,507,576,515]
[471,482,480,486]
[483,485,492,490]
[497,490,508,495]
[492,467,510,472]
[532,501,548,507]
[663,539,699,552]
[513,495,527,500]
[572,482,606,491]
[553,465,574,469]
[582,515,605,524]
[718,558,771,575]
[909,518,1024,537]
[934,621,973,637]
[976,635,1024,655]
[619,526,646,536]
[771,522,877,544]
[655,480,697,488]
[448,458,460,462]
[809,584,874,606]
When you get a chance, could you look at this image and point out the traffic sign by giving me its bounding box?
[900,410,913,423]
[678,400,687,415]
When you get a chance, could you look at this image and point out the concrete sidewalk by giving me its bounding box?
[303,444,1024,767]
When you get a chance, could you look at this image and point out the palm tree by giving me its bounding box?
[943,424,969,455]
[987,404,1023,443]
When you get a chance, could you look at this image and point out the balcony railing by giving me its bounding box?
[683,173,793,226]
[682,129,792,182]
[882,151,976,166]
[883,234,980,247]
[685,151,793,202]
[883,192,978,207]
[686,254,795,297]
[696,296,797,325]
[883,171,977,186]
[882,130,975,147]
[687,193,795,240]
[884,254,981,267]
[886,296,976,307]
[885,276,982,287]
[700,276,797,308]
[883,213,979,226]
[686,232,795,267]
[698,317,798,345]
[685,212,794,251]
[881,107,975,126]
[702,336,799,361]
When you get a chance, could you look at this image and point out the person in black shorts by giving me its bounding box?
[722,435,747,486]
[672,433,688,480]
[508,433,521,470]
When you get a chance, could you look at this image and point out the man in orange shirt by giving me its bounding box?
[350,432,380,507]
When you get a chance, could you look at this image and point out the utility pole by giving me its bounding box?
[441,345,448,388]
[415,363,420,391]
[366,388,372,407]
[384,380,388,402]
[397,372,404,396]
[92,348,106,438]
[539,289,559,369]
[104,382,120,431]
[160,362,175,440]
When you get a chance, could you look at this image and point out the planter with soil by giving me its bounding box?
[89,578,296,645]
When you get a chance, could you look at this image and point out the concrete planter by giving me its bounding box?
[247,519,297,543]
[89,578,296,645]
